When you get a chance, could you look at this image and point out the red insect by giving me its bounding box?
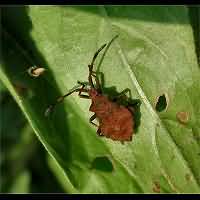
[45,37,137,142]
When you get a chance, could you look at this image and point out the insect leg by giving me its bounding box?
[126,100,141,114]
[78,83,90,98]
[45,87,89,116]
[88,70,95,88]
[97,128,103,136]
[91,73,101,92]
[89,114,98,127]
[127,106,135,115]
[79,93,90,99]
[90,113,103,136]
[118,88,131,98]
[112,88,131,101]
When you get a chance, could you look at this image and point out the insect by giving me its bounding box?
[45,36,137,142]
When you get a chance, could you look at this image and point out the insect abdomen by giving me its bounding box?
[99,106,134,141]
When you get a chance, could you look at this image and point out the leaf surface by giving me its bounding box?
[1,6,200,193]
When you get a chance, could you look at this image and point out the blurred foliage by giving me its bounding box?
[188,6,200,64]
[0,81,64,193]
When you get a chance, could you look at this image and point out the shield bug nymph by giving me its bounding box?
[45,36,138,142]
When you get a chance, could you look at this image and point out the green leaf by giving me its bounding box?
[47,154,77,193]
[1,6,200,193]
[0,85,65,193]
[9,170,30,193]
[188,6,200,64]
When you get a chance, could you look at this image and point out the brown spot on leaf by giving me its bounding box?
[194,134,200,141]
[171,154,176,161]
[185,173,191,182]
[28,66,46,77]
[176,111,189,124]
[13,83,28,96]
[153,181,160,193]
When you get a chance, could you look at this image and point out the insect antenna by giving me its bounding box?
[88,35,119,89]
[88,43,107,88]
[90,43,107,68]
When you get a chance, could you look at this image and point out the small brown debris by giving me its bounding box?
[171,154,176,161]
[28,66,46,77]
[176,111,189,124]
[153,181,160,193]
[185,173,191,182]
[13,83,28,96]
